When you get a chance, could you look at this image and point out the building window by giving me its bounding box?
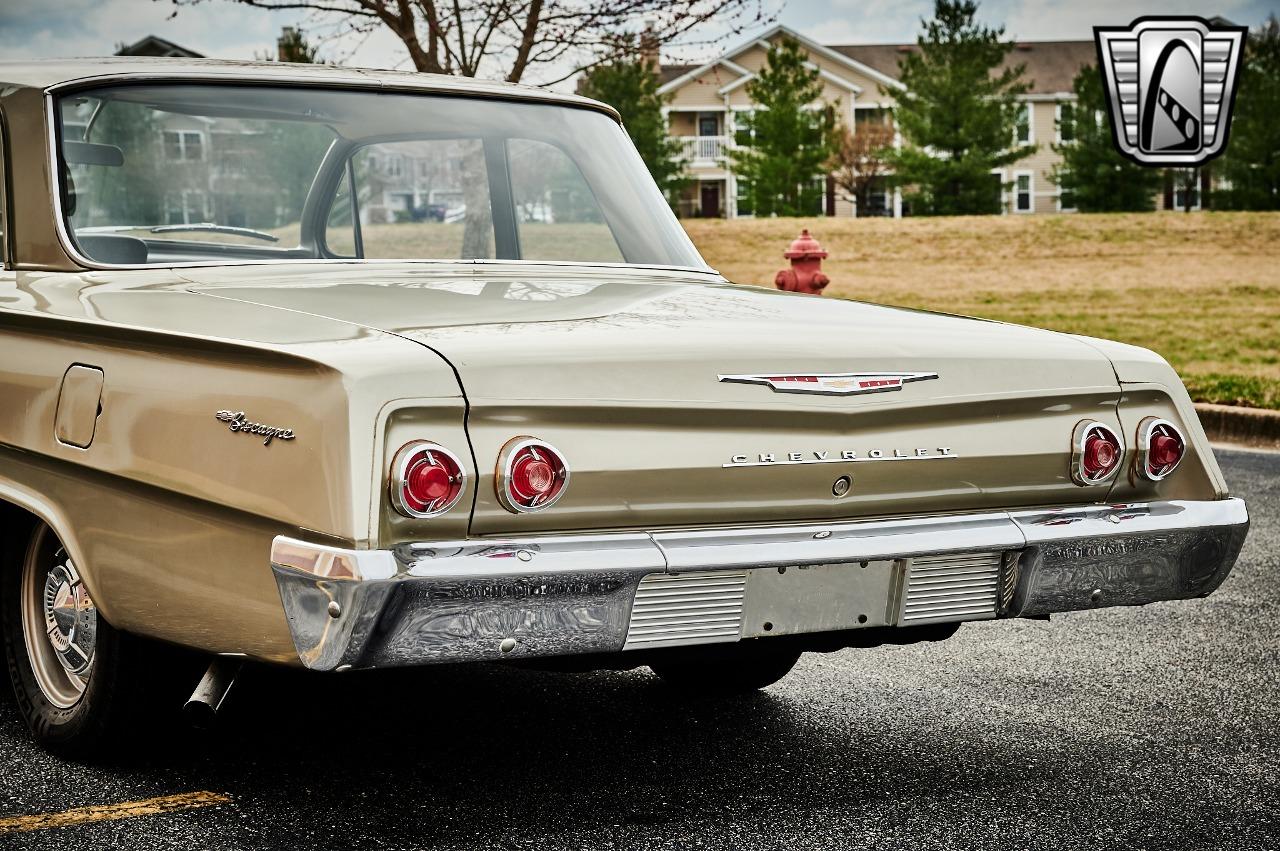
[697,113,720,137]
[991,170,1005,212]
[1057,101,1075,143]
[1058,173,1076,211]
[163,131,203,161]
[1014,172,1033,213]
[863,177,890,216]
[1015,104,1032,145]
[810,176,827,216]
[855,107,891,132]
[1058,183,1076,211]
[735,177,754,217]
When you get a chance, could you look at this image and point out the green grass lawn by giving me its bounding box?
[684,211,1280,409]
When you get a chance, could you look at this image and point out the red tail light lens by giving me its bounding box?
[390,441,466,518]
[1138,418,1186,480]
[1071,421,1124,486]
[497,438,569,513]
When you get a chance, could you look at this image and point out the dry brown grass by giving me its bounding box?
[351,222,623,262]
[684,212,1280,409]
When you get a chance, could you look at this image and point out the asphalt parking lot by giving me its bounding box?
[0,447,1276,850]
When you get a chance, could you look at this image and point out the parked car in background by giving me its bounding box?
[0,58,1249,757]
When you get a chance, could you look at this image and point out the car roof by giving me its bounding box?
[0,57,619,120]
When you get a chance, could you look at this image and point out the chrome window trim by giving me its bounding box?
[1135,416,1185,481]
[42,71,620,121]
[1070,419,1126,486]
[388,440,468,519]
[495,437,571,514]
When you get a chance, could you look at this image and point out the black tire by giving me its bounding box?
[1,521,161,758]
[649,643,801,695]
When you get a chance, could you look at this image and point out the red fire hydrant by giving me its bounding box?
[774,229,830,295]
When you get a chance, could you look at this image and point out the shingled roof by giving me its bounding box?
[660,39,1096,97]
[658,63,700,86]
[826,40,1095,95]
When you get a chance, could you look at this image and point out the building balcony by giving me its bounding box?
[677,135,731,164]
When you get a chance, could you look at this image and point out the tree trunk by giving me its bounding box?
[460,145,493,259]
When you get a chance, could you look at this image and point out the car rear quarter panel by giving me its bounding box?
[0,272,464,660]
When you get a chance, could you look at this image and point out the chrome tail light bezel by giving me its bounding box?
[1070,420,1125,486]
[1136,417,1186,481]
[389,440,468,519]
[496,437,570,513]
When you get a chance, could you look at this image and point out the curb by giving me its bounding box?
[1195,403,1280,450]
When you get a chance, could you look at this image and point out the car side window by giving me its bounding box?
[325,166,359,258]
[507,138,624,264]
[327,139,495,261]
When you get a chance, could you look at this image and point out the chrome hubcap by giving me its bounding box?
[20,526,95,708]
[43,561,97,676]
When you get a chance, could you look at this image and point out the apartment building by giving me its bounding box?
[658,25,1100,218]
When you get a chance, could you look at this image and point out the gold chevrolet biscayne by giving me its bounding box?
[0,58,1250,755]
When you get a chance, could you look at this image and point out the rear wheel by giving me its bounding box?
[2,522,151,757]
[649,643,801,695]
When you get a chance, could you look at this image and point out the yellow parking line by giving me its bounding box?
[0,791,232,835]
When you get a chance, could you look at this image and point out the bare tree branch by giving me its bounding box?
[829,121,895,215]
[162,0,775,84]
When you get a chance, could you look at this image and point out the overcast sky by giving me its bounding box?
[2,0,1277,84]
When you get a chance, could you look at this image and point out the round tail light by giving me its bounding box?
[1137,418,1186,480]
[497,438,569,513]
[390,441,466,518]
[1071,421,1124,486]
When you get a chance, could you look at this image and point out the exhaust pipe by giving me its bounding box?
[184,657,242,727]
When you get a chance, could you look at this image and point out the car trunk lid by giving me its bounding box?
[185,264,1124,534]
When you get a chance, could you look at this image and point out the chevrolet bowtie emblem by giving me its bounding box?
[718,372,938,396]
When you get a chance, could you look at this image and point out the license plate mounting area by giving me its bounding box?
[740,560,899,638]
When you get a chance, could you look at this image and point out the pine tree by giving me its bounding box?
[732,37,837,217]
[1051,66,1161,212]
[579,58,686,203]
[887,0,1032,215]
[1214,15,1280,210]
[255,26,324,63]
[276,26,321,63]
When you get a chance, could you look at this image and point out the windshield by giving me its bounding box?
[56,84,706,270]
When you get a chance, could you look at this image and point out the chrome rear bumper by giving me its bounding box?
[270,498,1248,671]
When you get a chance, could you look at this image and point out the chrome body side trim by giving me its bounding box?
[650,513,1025,572]
[270,498,1248,670]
